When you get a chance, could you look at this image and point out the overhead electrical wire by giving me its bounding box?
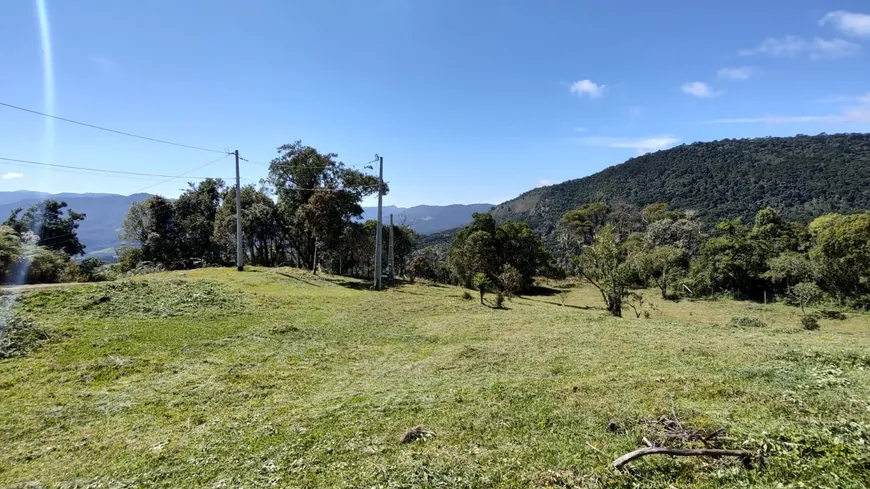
[0,101,230,154]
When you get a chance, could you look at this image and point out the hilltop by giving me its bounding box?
[491,133,870,236]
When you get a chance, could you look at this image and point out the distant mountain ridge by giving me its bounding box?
[361,203,493,234]
[491,133,870,237]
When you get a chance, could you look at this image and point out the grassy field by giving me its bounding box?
[1,268,869,488]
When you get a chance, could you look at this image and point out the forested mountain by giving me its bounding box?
[491,133,870,236]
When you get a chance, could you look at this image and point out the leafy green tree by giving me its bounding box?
[808,212,870,304]
[267,141,382,270]
[4,200,86,256]
[174,178,225,264]
[642,203,685,223]
[637,245,686,299]
[764,251,815,291]
[562,203,609,245]
[572,224,634,317]
[472,272,490,305]
[790,282,822,314]
[646,216,704,256]
[408,250,438,281]
[121,196,179,266]
[498,264,522,300]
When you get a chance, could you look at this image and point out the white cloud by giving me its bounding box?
[820,11,870,38]
[718,67,752,80]
[739,36,860,59]
[576,136,680,153]
[539,179,553,186]
[569,79,605,98]
[1,172,24,179]
[681,81,720,98]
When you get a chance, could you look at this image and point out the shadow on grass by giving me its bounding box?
[275,272,322,287]
[524,296,594,311]
[522,285,562,297]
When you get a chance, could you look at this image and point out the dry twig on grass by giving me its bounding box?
[611,447,753,469]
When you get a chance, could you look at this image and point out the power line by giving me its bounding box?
[0,156,236,180]
[0,101,230,154]
[131,153,232,193]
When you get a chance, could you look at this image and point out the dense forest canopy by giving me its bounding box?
[491,133,870,238]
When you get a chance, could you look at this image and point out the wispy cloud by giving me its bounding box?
[681,81,721,98]
[1,172,24,180]
[575,135,680,154]
[820,11,870,38]
[718,67,752,80]
[739,35,860,59]
[569,79,605,98]
[705,107,870,125]
[539,179,553,186]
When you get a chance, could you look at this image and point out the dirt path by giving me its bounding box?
[0,282,89,294]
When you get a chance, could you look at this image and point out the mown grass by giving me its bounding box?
[1,268,868,488]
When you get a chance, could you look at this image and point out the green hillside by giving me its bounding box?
[492,133,870,235]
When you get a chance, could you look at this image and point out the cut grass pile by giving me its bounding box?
[0,268,868,488]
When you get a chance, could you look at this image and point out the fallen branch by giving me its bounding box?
[612,447,753,469]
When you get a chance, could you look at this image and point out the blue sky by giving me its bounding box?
[1,0,869,207]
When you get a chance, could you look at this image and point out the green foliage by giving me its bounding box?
[448,213,551,290]
[791,281,823,314]
[461,290,473,300]
[471,272,490,304]
[801,314,820,331]
[642,202,685,223]
[808,212,870,302]
[497,264,522,300]
[494,292,505,309]
[24,247,72,284]
[765,251,815,290]
[0,225,22,282]
[78,257,108,282]
[492,133,870,235]
[572,224,634,316]
[636,244,686,299]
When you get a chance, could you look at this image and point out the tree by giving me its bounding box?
[498,264,522,300]
[790,282,822,314]
[472,272,490,305]
[642,203,685,223]
[764,251,815,291]
[808,212,870,305]
[174,178,225,264]
[4,200,86,256]
[572,224,634,317]
[562,203,610,245]
[646,217,704,256]
[408,250,438,282]
[121,196,179,266]
[267,141,383,270]
[637,245,686,299]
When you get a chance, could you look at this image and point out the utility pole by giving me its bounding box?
[234,150,243,271]
[374,155,384,290]
[388,213,395,286]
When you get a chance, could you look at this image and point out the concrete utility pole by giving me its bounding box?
[374,155,384,290]
[388,213,395,285]
[234,150,244,271]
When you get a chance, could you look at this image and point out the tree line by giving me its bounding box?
[411,201,870,316]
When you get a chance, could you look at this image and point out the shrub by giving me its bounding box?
[22,247,71,284]
[472,273,490,305]
[79,257,108,282]
[497,264,522,300]
[802,315,820,331]
[728,316,767,328]
[461,291,473,301]
[494,292,505,309]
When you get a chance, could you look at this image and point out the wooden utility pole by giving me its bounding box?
[388,213,395,285]
[234,150,243,271]
[374,155,384,290]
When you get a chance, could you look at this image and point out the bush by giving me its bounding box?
[461,291,473,301]
[802,315,820,331]
[79,257,108,282]
[20,247,71,284]
[494,292,505,309]
[728,316,767,328]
